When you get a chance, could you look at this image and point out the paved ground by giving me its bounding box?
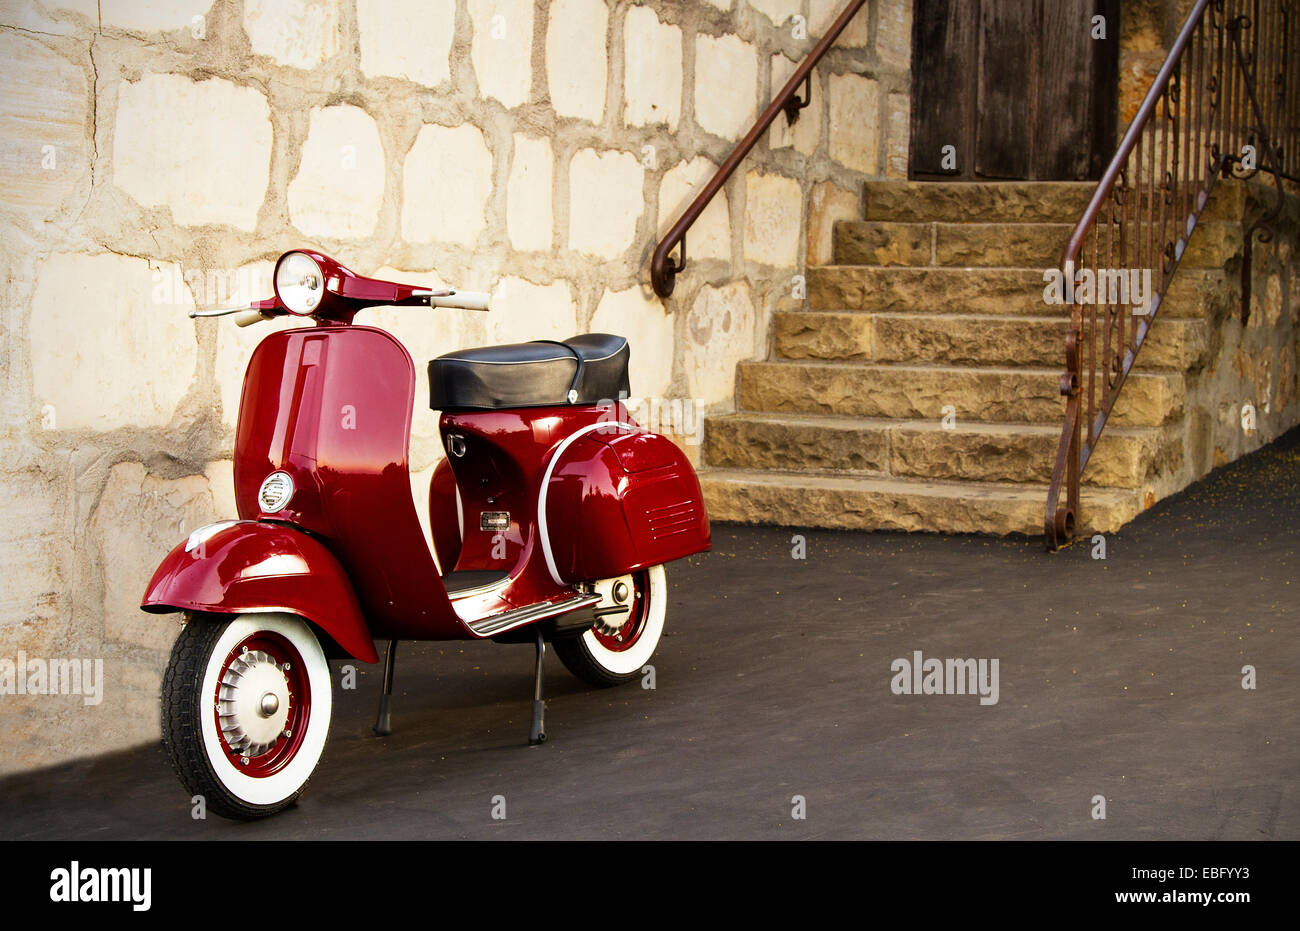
[2,430,1297,840]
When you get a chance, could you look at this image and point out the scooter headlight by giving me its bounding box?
[274,251,324,315]
[258,471,294,513]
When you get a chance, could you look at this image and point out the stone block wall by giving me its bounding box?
[1164,181,1300,496]
[0,0,909,772]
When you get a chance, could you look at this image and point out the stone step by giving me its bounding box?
[737,360,1183,427]
[806,265,1236,320]
[861,179,1249,224]
[704,412,1179,487]
[862,181,1096,223]
[700,468,1142,536]
[773,311,1207,371]
[833,220,1243,268]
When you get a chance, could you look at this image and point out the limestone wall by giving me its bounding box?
[1166,181,1300,495]
[0,0,909,772]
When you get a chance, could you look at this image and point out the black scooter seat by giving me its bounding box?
[428,334,630,412]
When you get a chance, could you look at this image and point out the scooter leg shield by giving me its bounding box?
[541,429,711,584]
[428,457,463,573]
[141,520,378,664]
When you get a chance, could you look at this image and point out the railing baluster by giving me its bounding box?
[1227,0,1237,164]
[1195,21,1207,210]
[1289,2,1297,176]
[1045,0,1298,548]
[1088,223,1098,437]
[1134,159,1142,356]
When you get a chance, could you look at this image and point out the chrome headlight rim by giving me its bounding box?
[274,251,325,316]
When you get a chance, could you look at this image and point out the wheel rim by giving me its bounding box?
[591,570,650,653]
[212,631,311,779]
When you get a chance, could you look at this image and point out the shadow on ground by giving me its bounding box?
[2,429,1297,840]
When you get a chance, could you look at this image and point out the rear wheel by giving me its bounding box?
[160,613,333,820]
[554,565,666,687]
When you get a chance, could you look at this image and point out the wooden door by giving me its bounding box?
[909,0,1119,181]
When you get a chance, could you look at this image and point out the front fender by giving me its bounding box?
[140,521,378,663]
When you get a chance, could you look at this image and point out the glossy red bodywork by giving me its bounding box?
[144,305,711,654]
[439,408,569,590]
[440,407,710,586]
[543,426,711,582]
[428,458,462,572]
[232,326,467,640]
[259,251,435,325]
[141,521,377,663]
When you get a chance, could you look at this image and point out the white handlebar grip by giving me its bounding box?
[432,291,491,312]
[233,309,268,327]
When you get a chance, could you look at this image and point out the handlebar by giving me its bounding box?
[428,290,491,312]
[233,309,268,327]
[189,283,492,326]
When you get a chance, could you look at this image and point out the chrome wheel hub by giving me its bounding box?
[217,650,291,757]
[594,574,636,636]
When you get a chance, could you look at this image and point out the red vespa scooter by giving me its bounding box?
[142,250,710,820]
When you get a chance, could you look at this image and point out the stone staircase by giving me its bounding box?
[700,181,1243,536]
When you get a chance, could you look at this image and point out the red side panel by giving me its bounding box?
[544,429,711,582]
[439,408,582,607]
[437,406,706,605]
[140,521,378,663]
[607,430,681,473]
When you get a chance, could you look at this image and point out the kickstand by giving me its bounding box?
[529,630,547,746]
[373,639,398,737]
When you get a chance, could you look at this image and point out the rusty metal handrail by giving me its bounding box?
[649,0,868,298]
[1045,0,1297,549]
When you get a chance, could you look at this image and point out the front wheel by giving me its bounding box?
[160,612,333,820]
[554,565,666,687]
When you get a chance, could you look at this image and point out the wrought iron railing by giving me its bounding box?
[1045,0,1297,549]
[650,0,868,298]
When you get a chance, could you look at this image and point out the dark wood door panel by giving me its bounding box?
[975,0,1036,179]
[910,0,1118,181]
[1036,2,1097,179]
[908,0,978,175]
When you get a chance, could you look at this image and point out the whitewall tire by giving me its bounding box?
[161,612,333,820]
[554,565,666,687]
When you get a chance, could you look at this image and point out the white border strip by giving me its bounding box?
[537,422,637,585]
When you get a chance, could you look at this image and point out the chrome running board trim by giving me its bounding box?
[467,592,602,638]
[448,575,511,601]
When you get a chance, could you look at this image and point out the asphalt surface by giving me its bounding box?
[1,430,1297,840]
